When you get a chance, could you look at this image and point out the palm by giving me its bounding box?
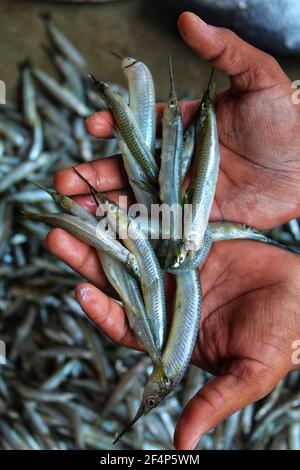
[215,86,300,228]
[193,241,298,381]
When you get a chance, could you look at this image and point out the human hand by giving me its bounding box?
[84,11,300,230]
[46,12,300,450]
[47,220,300,450]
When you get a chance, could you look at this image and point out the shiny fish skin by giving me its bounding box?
[168,227,212,273]
[28,114,43,161]
[51,50,85,102]
[91,77,158,185]
[0,118,26,147]
[33,68,91,117]
[163,270,202,386]
[114,128,158,211]
[99,253,162,369]
[122,57,156,154]
[21,211,139,278]
[0,153,49,193]
[159,59,183,268]
[21,62,38,127]
[106,203,166,351]
[42,179,158,365]
[41,13,88,70]
[181,124,195,186]
[211,222,299,253]
[159,58,183,207]
[72,169,166,352]
[182,74,219,258]
[115,270,202,442]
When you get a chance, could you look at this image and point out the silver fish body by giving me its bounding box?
[91,77,158,185]
[106,204,166,351]
[168,227,212,273]
[41,13,88,70]
[114,269,202,442]
[181,77,220,261]
[181,124,195,186]
[163,269,202,386]
[122,57,156,155]
[99,252,162,368]
[21,211,139,278]
[33,68,90,117]
[210,221,299,253]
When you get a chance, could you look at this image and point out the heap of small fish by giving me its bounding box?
[1,14,300,450]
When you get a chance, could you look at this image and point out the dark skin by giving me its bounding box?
[46,12,300,449]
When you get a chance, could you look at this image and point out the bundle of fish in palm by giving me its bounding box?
[1,13,300,450]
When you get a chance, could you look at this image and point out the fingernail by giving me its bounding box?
[190,434,201,450]
[78,286,90,303]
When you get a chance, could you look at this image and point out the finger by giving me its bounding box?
[174,360,280,450]
[86,101,199,139]
[46,228,107,289]
[177,12,289,92]
[85,109,115,138]
[75,282,140,349]
[54,158,128,195]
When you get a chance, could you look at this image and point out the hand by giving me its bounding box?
[46,12,300,450]
[83,12,300,230]
[47,229,300,450]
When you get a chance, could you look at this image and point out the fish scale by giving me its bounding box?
[122,58,156,155]
[163,270,202,385]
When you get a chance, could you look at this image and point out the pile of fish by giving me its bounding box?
[1,14,300,450]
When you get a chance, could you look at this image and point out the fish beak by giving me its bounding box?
[111,51,123,60]
[113,404,145,445]
[88,73,106,92]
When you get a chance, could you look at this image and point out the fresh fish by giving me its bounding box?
[33,68,91,117]
[120,55,156,154]
[99,252,163,370]
[181,124,195,186]
[114,269,202,442]
[21,61,38,126]
[210,222,300,254]
[20,211,140,279]
[159,58,184,268]
[90,75,158,186]
[40,13,88,70]
[176,70,219,266]
[0,153,50,193]
[73,169,166,351]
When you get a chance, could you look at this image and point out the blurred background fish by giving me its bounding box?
[0,0,300,451]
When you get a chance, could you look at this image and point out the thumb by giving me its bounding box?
[75,282,139,350]
[177,12,289,92]
[174,361,279,450]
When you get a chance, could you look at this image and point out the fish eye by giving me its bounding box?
[178,254,185,262]
[146,397,157,409]
[109,204,117,212]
